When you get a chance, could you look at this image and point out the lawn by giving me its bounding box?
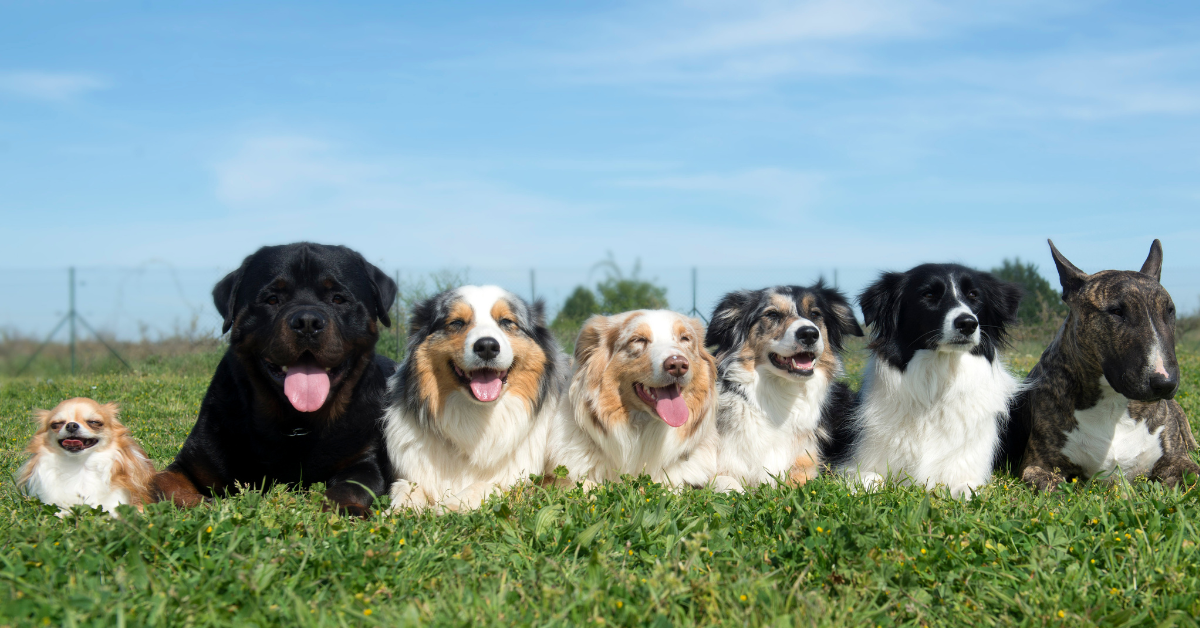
[1,347,1200,627]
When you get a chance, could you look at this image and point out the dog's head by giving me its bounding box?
[1049,239,1179,400]
[403,285,561,413]
[214,242,397,416]
[706,282,862,381]
[573,310,715,431]
[859,263,1022,370]
[32,398,124,456]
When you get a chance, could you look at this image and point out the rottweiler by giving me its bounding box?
[153,242,397,516]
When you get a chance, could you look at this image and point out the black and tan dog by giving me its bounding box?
[1001,239,1200,490]
[154,243,397,515]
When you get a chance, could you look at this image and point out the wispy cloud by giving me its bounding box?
[0,71,109,102]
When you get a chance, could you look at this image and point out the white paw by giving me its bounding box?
[442,482,494,513]
[387,480,430,512]
[710,475,744,494]
[579,479,598,493]
[948,482,979,500]
[855,471,884,493]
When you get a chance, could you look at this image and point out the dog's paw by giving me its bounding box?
[1022,466,1065,493]
[948,482,979,500]
[710,475,744,494]
[387,480,430,512]
[443,482,493,513]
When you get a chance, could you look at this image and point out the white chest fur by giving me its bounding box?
[846,350,1018,497]
[1061,380,1163,479]
[718,366,830,485]
[25,450,129,513]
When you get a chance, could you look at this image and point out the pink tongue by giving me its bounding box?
[284,362,331,412]
[470,371,504,402]
[792,356,815,370]
[653,385,689,427]
[61,439,83,448]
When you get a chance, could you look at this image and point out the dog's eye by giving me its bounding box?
[87,420,102,428]
[680,335,691,343]
[763,311,782,322]
[809,310,822,319]
[50,422,64,430]
[446,320,466,332]
[331,294,346,305]
[922,291,936,300]
[266,296,279,306]
[1106,305,1124,319]
[498,318,516,330]
[967,290,980,300]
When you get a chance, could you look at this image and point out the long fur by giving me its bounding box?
[839,264,1022,498]
[706,283,863,486]
[384,286,567,512]
[549,310,740,491]
[19,398,154,515]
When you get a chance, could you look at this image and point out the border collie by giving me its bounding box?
[839,264,1022,498]
[383,285,566,512]
[20,398,155,515]
[549,310,739,491]
[706,283,863,486]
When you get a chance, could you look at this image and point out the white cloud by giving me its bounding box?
[0,71,108,102]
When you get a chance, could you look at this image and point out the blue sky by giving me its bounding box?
[3,1,1200,334]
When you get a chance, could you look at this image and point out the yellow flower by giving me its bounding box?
[399,539,405,545]
[1057,611,1065,618]
[363,609,372,616]
[1110,588,1119,595]
[920,549,926,555]
[206,526,213,533]
[739,595,748,602]
[817,527,823,533]
[616,601,623,608]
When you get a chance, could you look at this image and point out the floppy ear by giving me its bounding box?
[213,262,247,335]
[573,315,610,365]
[1048,239,1088,299]
[363,259,398,328]
[705,290,755,353]
[529,299,548,328]
[689,317,718,381]
[984,274,1023,325]
[1139,239,1163,282]
[858,272,906,340]
[817,285,864,352]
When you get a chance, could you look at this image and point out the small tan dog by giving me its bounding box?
[19,398,155,514]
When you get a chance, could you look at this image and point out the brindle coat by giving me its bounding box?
[1001,239,1200,490]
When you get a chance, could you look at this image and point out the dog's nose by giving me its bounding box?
[473,337,501,361]
[953,314,978,336]
[1149,373,1178,399]
[796,326,820,345]
[664,355,689,377]
[289,310,326,337]
[65,422,79,433]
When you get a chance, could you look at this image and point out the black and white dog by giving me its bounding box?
[838,264,1022,498]
[706,283,863,486]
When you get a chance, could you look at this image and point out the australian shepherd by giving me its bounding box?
[19,398,155,515]
[837,264,1022,498]
[706,283,863,487]
[549,310,739,491]
[383,285,566,512]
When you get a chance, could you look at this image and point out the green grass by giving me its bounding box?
[2,350,1200,627]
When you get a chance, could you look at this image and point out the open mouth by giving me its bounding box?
[58,437,99,453]
[633,382,689,428]
[769,351,817,375]
[263,353,350,413]
[452,362,510,403]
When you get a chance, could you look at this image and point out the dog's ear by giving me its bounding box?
[362,259,397,328]
[705,290,755,355]
[1048,239,1088,299]
[528,299,548,328]
[1139,239,1163,282]
[982,273,1023,325]
[858,272,906,340]
[574,315,611,365]
[31,408,52,430]
[213,261,247,335]
[97,402,121,423]
[816,283,863,352]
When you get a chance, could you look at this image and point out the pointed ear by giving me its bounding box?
[1048,239,1088,298]
[98,402,121,423]
[705,290,755,352]
[1139,239,1163,282]
[858,272,906,340]
[529,299,548,328]
[213,262,247,335]
[363,259,397,327]
[32,409,52,428]
[820,286,864,337]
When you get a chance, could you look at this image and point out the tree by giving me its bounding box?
[550,255,669,351]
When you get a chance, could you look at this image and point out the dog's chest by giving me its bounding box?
[721,372,826,477]
[32,453,124,507]
[1062,386,1163,478]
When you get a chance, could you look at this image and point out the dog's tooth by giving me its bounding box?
[281,365,288,373]
[324,367,331,372]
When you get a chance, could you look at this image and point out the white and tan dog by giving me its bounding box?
[383,286,567,512]
[549,310,739,491]
[19,398,155,515]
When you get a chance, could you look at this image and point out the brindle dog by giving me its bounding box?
[1001,239,1199,490]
